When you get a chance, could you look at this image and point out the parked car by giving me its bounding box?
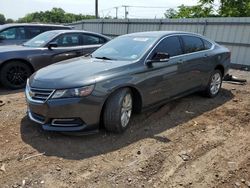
[0,23,72,46]
[26,31,230,133]
[0,30,110,89]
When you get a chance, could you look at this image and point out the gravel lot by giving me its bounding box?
[0,70,249,188]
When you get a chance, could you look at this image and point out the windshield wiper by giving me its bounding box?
[94,56,116,60]
[84,53,92,57]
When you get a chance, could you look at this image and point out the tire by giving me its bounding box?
[0,61,32,89]
[103,88,133,133]
[203,69,222,98]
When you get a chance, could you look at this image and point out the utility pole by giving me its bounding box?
[115,7,118,19]
[95,0,98,18]
[122,5,129,19]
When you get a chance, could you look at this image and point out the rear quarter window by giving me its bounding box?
[82,34,106,45]
[203,39,213,50]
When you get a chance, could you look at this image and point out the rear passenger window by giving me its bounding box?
[203,39,212,50]
[153,36,183,57]
[182,36,204,53]
[82,34,106,45]
[27,27,42,39]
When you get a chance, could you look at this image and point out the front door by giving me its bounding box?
[141,36,186,106]
[0,26,27,45]
[49,33,84,63]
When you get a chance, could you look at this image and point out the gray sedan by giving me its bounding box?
[0,30,110,89]
[26,31,230,134]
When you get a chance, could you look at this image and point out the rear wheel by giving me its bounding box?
[203,70,222,98]
[0,61,32,89]
[103,88,133,133]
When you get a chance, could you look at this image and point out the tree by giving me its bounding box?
[164,8,178,18]
[17,8,95,23]
[165,4,213,18]
[0,13,6,24]
[5,18,14,23]
[165,0,250,18]
[213,0,250,17]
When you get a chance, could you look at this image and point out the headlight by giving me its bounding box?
[51,85,95,99]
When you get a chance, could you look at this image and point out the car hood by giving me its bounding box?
[30,57,133,89]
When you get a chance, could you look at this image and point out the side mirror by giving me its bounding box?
[146,52,170,65]
[47,42,58,50]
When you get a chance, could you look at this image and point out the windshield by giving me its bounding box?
[92,36,157,61]
[23,31,59,47]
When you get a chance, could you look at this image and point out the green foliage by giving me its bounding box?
[164,8,178,18]
[5,18,14,23]
[165,0,250,18]
[17,8,95,23]
[0,13,6,24]
[219,0,250,17]
[165,4,214,18]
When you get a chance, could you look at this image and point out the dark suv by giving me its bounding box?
[0,23,71,46]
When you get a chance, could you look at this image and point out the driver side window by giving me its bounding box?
[0,27,27,40]
[152,36,183,58]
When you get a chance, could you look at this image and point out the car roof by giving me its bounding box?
[43,30,110,39]
[123,31,203,38]
[0,23,71,30]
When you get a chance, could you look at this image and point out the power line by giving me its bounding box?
[122,5,172,9]
[122,5,129,19]
[99,5,178,19]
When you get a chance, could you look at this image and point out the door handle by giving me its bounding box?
[75,51,82,55]
[177,59,184,65]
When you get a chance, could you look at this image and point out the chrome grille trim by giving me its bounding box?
[26,82,55,103]
[28,110,45,124]
[51,119,80,127]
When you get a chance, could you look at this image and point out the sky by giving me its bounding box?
[0,0,199,20]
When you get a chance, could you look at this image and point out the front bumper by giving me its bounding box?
[26,95,102,132]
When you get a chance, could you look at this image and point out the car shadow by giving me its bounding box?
[20,88,234,160]
[0,86,24,95]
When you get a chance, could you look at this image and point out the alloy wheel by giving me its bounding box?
[210,72,222,95]
[121,93,133,128]
[6,65,29,86]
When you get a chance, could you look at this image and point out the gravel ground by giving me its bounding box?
[0,69,249,188]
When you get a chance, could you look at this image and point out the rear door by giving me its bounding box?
[179,35,210,91]
[26,26,43,40]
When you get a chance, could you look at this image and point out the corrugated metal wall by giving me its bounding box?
[68,18,250,68]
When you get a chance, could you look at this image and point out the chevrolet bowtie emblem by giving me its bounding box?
[29,90,35,98]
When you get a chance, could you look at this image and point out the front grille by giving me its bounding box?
[29,88,54,102]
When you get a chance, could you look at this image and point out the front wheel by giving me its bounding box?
[203,70,222,98]
[103,88,133,133]
[0,61,32,89]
